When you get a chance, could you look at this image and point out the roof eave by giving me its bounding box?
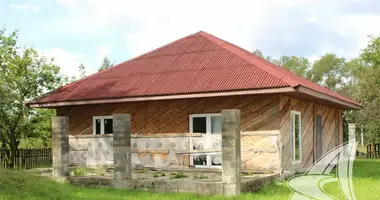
[27,87,296,108]
[295,86,362,110]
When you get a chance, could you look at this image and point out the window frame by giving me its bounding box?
[189,113,222,135]
[290,111,302,164]
[189,113,222,168]
[93,116,113,135]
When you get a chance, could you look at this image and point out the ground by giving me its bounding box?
[0,159,379,200]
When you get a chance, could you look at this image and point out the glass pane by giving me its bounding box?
[193,154,207,166]
[104,118,113,134]
[211,154,222,166]
[294,114,301,160]
[211,116,222,134]
[192,117,207,133]
[95,119,101,135]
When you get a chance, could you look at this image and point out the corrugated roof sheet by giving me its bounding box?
[30,31,359,107]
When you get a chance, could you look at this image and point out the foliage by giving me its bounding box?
[78,63,86,79]
[0,28,61,167]
[98,55,113,72]
[169,171,186,179]
[361,35,380,67]
[274,56,310,78]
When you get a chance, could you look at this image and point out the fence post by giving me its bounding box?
[221,109,241,196]
[52,116,69,181]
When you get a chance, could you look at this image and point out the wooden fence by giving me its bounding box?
[0,148,52,169]
[367,144,380,159]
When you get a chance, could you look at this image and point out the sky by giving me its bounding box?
[1,0,380,77]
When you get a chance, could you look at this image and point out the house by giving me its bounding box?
[27,31,361,173]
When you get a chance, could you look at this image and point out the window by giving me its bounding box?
[93,116,113,135]
[189,113,222,167]
[190,113,222,134]
[291,111,302,163]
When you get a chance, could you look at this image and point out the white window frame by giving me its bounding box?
[189,113,222,135]
[291,111,302,164]
[93,116,113,135]
[189,113,222,168]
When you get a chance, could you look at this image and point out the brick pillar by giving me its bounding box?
[348,123,356,141]
[113,114,132,188]
[52,116,69,181]
[221,109,241,196]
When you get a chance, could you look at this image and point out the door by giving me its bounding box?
[316,115,323,160]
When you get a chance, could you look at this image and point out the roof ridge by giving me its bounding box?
[197,31,299,87]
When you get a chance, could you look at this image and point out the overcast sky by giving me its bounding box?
[1,0,380,77]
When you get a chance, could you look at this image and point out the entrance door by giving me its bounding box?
[316,115,323,160]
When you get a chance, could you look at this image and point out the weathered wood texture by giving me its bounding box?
[279,95,343,171]
[56,95,281,135]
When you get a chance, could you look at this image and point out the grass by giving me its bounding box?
[169,171,187,179]
[0,159,379,199]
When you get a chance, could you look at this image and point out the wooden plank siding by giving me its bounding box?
[57,94,343,172]
[56,94,282,135]
[279,95,344,171]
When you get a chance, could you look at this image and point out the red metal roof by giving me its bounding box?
[29,31,360,108]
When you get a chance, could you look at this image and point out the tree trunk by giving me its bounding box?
[372,141,377,159]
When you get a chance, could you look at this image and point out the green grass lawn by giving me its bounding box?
[0,159,379,200]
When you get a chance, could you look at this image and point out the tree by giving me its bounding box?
[273,56,310,78]
[355,35,380,146]
[78,63,86,78]
[98,55,113,71]
[361,35,380,67]
[0,28,61,167]
[307,53,346,91]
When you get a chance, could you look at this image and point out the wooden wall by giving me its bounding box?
[279,95,344,171]
[57,93,344,172]
[56,94,281,135]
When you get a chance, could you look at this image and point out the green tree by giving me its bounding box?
[0,28,61,167]
[355,35,380,145]
[98,55,113,71]
[307,53,346,91]
[361,35,380,67]
[273,56,310,78]
[78,63,86,78]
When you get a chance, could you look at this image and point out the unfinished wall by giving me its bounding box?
[279,96,343,171]
[241,131,281,172]
[56,94,281,135]
[69,132,281,172]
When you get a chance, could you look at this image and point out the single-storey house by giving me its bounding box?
[27,31,361,173]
